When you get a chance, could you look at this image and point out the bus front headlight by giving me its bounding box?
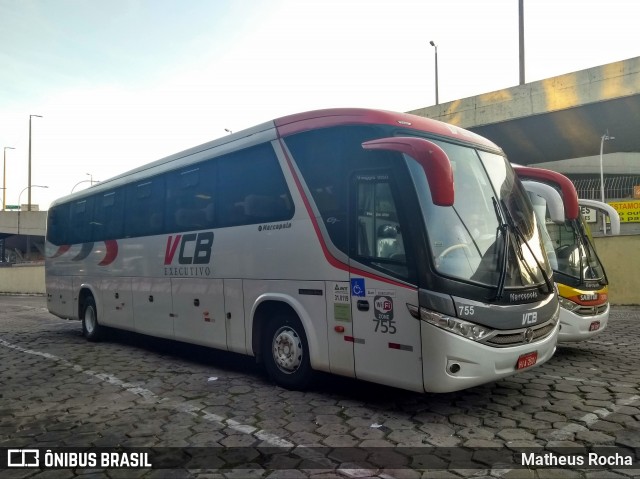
[558,296,580,312]
[420,307,493,341]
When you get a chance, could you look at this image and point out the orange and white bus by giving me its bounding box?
[515,166,619,342]
[46,108,559,393]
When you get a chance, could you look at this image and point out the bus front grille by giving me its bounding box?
[483,320,556,347]
[574,304,608,317]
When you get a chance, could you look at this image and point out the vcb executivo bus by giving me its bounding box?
[514,166,619,342]
[46,108,560,393]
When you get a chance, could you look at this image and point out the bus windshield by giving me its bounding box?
[409,141,551,291]
[545,217,605,282]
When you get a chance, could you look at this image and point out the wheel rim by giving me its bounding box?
[272,326,303,374]
[85,306,96,334]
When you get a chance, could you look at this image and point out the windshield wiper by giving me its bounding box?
[492,197,509,300]
[574,219,602,283]
[500,199,554,295]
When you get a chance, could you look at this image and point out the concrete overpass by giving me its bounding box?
[0,211,47,237]
[0,211,47,262]
[408,57,640,177]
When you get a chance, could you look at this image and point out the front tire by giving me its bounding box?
[263,315,313,390]
[82,296,102,342]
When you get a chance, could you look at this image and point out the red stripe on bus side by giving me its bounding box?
[98,240,119,266]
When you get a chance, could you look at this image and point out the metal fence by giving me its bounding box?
[571,176,640,200]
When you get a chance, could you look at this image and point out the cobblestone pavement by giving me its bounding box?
[0,295,638,478]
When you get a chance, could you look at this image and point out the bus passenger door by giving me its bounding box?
[171,278,227,350]
[349,172,424,392]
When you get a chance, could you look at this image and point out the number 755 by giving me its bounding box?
[373,319,397,334]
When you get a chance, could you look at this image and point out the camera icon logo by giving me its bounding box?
[7,449,40,467]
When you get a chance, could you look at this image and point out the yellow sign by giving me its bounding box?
[609,200,640,223]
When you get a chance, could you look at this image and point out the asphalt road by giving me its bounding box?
[0,295,638,478]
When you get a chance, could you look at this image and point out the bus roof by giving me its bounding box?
[274,108,501,151]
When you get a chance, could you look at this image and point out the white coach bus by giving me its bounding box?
[514,166,619,342]
[46,108,559,393]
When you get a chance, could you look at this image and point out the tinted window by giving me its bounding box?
[217,143,293,227]
[69,197,94,244]
[284,125,395,254]
[124,177,165,237]
[353,174,409,279]
[47,203,70,245]
[92,189,125,241]
[166,161,216,233]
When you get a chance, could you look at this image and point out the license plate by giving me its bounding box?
[516,351,538,370]
[589,321,601,332]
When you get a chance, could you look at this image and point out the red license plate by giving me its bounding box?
[589,321,601,332]
[516,351,538,370]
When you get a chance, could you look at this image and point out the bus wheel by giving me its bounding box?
[263,316,312,390]
[82,296,102,342]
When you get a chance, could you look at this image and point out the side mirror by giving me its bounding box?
[578,199,621,235]
[513,166,579,220]
[362,136,454,206]
[521,180,566,224]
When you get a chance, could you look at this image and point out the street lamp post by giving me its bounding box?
[429,40,439,105]
[599,132,614,235]
[519,0,525,85]
[28,114,43,211]
[18,185,48,210]
[71,175,100,193]
[3,146,15,210]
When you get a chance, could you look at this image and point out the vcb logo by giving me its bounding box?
[522,311,538,325]
[164,232,214,265]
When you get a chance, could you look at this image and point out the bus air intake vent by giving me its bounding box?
[575,304,608,317]
[483,320,556,348]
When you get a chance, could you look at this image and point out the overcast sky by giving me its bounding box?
[1,0,638,209]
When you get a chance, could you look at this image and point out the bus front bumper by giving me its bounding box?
[421,320,559,393]
[558,303,610,343]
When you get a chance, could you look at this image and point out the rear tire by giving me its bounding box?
[263,315,313,390]
[82,296,102,342]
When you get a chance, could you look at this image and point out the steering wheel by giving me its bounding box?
[437,243,472,262]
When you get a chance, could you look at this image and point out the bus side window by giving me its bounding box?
[92,190,124,241]
[354,178,408,279]
[124,177,166,238]
[166,162,216,233]
[70,197,94,244]
[217,143,293,228]
[47,203,70,246]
